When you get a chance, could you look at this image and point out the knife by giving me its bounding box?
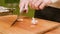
[11,10,27,27]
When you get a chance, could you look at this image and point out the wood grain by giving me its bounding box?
[0,16,60,34]
[0,15,18,32]
[45,26,60,34]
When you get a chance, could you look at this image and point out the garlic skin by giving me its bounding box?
[31,17,38,25]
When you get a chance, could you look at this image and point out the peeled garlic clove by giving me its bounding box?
[17,19,23,22]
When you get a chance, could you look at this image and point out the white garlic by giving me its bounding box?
[31,17,38,25]
[17,18,23,22]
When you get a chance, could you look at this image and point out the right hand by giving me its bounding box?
[29,0,52,10]
[19,0,29,13]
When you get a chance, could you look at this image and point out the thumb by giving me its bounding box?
[24,1,29,13]
[19,2,25,13]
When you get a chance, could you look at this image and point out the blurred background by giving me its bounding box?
[0,0,34,17]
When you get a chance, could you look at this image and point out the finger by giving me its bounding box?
[20,2,25,13]
[39,2,46,9]
[29,2,32,9]
[43,0,52,5]
[24,2,28,13]
[29,1,36,10]
[29,0,39,10]
[31,3,36,9]
[32,0,39,10]
[34,0,43,10]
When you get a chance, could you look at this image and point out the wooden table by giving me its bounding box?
[0,15,60,34]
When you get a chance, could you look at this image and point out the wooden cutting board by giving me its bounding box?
[0,16,60,34]
[13,16,60,34]
[0,15,17,28]
[45,26,60,34]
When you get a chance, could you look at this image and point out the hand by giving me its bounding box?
[29,0,52,10]
[19,0,29,13]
